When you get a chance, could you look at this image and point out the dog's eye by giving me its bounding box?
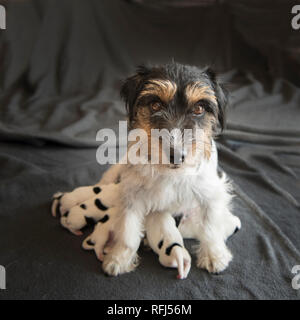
[150,102,162,112]
[193,104,205,115]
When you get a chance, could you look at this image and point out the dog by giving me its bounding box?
[96,62,241,276]
[145,212,191,279]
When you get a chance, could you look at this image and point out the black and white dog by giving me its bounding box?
[53,62,241,276]
[98,62,241,275]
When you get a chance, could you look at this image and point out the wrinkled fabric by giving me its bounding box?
[0,0,299,300]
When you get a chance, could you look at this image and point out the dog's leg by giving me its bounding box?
[194,183,235,274]
[195,210,233,274]
[102,210,143,276]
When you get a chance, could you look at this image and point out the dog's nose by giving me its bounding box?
[170,148,185,164]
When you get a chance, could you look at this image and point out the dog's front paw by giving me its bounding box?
[102,246,139,276]
[196,243,232,274]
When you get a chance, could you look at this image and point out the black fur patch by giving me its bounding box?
[95,199,108,211]
[174,214,183,227]
[158,240,164,249]
[165,243,182,256]
[99,215,109,223]
[63,210,70,218]
[85,216,96,226]
[87,239,95,246]
[93,187,101,194]
[80,204,87,210]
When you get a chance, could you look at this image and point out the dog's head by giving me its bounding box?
[121,62,228,168]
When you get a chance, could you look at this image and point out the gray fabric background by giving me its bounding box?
[0,0,299,299]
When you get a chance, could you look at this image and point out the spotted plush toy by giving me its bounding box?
[52,183,191,279]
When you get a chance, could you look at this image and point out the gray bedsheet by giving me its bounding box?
[0,0,299,300]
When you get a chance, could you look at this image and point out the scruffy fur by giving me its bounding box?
[98,62,241,276]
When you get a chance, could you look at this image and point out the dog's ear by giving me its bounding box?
[120,65,150,126]
[204,67,228,131]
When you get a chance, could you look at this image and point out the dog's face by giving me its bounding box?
[121,62,228,168]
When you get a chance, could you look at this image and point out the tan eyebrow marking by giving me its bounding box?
[185,82,217,105]
[139,80,177,103]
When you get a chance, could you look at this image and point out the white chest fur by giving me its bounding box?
[119,141,219,216]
